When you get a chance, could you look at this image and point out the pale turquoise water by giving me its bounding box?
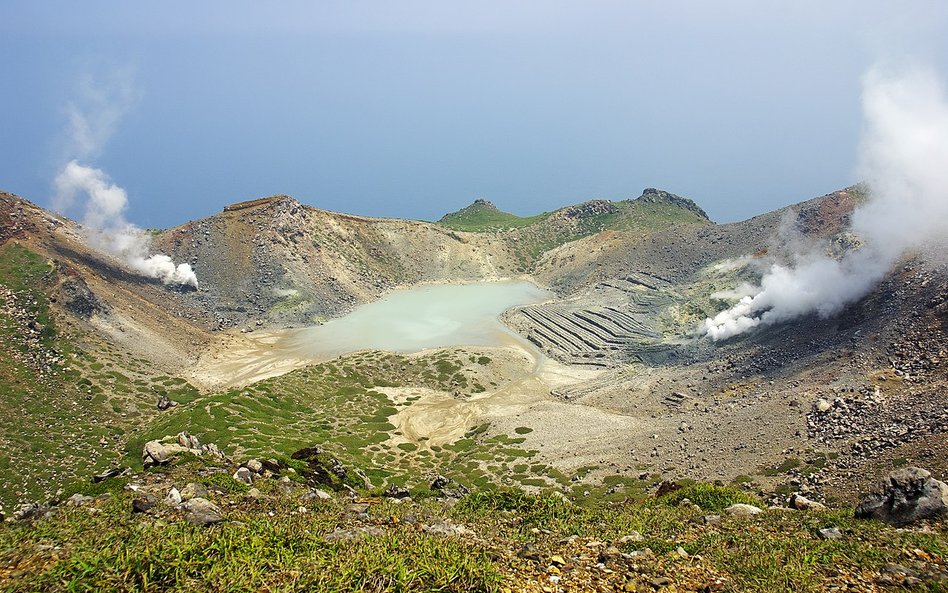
[289,281,550,357]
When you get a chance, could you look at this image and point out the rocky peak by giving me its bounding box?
[634,188,710,221]
[469,198,498,211]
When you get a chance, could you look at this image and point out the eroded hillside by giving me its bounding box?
[0,185,945,518]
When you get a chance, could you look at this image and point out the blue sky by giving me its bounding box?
[1,1,947,228]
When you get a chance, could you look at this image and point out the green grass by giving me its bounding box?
[656,482,761,512]
[437,201,549,232]
[0,497,501,593]
[128,351,574,495]
[2,451,947,593]
[0,243,204,509]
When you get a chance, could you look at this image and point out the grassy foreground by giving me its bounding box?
[1,454,946,593]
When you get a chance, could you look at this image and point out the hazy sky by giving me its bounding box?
[1,1,947,228]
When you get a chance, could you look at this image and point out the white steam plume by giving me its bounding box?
[52,69,198,289]
[702,65,948,341]
[54,161,199,289]
[65,67,138,162]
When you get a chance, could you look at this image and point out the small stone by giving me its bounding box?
[165,487,182,506]
[423,521,471,537]
[789,493,827,511]
[132,494,157,513]
[883,563,920,578]
[65,494,94,507]
[725,503,763,517]
[816,399,832,413]
[650,576,673,588]
[703,514,722,525]
[233,467,253,485]
[817,527,843,540]
[142,441,172,467]
[618,531,644,543]
[11,503,49,522]
[179,483,208,502]
[550,554,566,566]
[177,432,201,450]
[384,485,411,499]
[91,467,124,483]
[599,546,622,562]
[245,459,264,474]
[183,498,225,526]
[246,488,262,499]
[431,475,451,490]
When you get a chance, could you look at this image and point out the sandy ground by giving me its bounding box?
[379,349,605,448]
[190,330,319,389]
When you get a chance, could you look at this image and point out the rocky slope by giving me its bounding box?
[0,183,945,521]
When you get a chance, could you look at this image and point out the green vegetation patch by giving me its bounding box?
[657,482,761,512]
[437,201,549,232]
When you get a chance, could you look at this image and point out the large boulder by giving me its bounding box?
[855,467,948,526]
[142,440,187,467]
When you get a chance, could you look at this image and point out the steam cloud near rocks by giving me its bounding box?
[703,65,948,341]
[51,70,198,289]
[54,161,199,288]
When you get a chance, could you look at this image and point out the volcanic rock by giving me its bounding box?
[179,483,208,501]
[855,467,948,526]
[724,503,763,517]
[142,440,186,468]
[166,487,183,506]
[233,467,253,485]
[132,494,157,513]
[183,498,225,525]
[789,493,827,511]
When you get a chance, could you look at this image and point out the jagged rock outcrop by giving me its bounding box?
[855,467,948,526]
[57,272,109,319]
[142,432,227,468]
